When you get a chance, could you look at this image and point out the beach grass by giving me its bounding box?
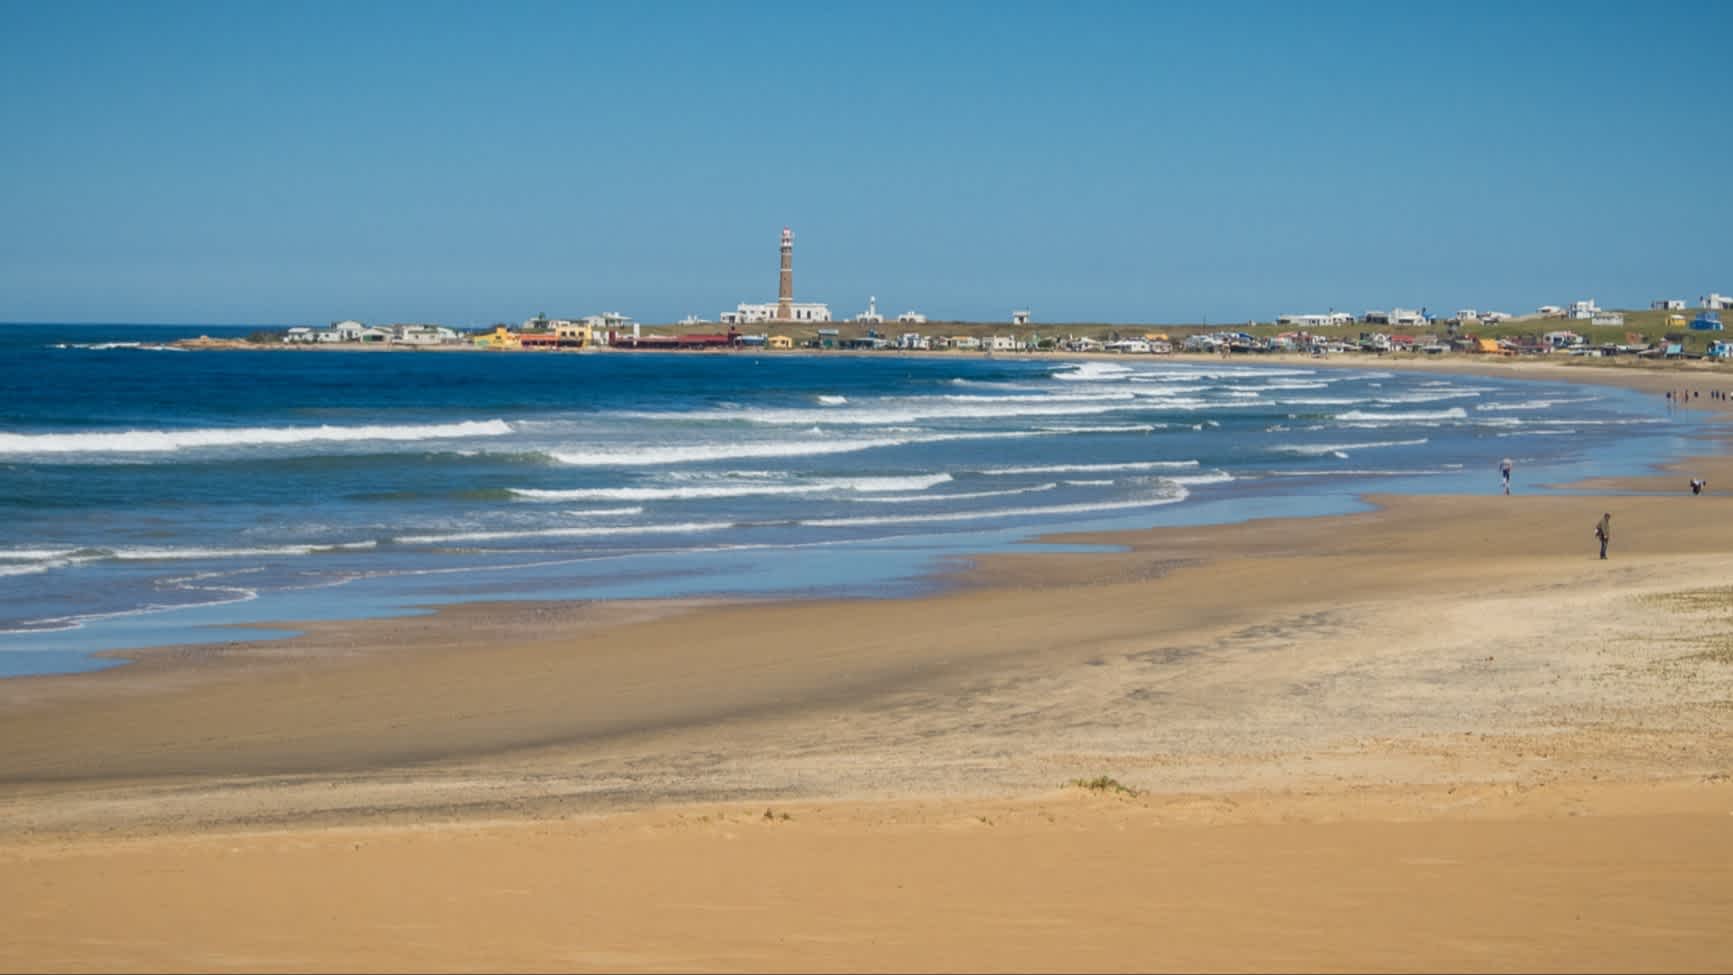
[1068,775,1139,797]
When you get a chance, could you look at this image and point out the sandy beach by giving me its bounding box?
[4,360,1733,972]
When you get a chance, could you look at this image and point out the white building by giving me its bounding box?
[283,327,316,344]
[1011,310,1030,326]
[854,297,883,324]
[1704,293,1733,311]
[1537,305,1565,317]
[1277,313,1354,328]
[951,336,982,350]
[1568,299,1601,320]
[1591,311,1626,326]
[392,324,460,345]
[1653,299,1686,311]
[1106,339,1151,354]
[1544,330,1585,348]
[897,311,927,325]
[897,332,928,350]
[988,335,1018,352]
[721,301,832,325]
[1390,308,1427,327]
[583,312,637,331]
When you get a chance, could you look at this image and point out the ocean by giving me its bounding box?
[0,324,1701,677]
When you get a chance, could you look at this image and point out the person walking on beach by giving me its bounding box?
[1594,512,1612,560]
[1500,457,1513,495]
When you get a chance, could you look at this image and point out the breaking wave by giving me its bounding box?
[980,460,1199,476]
[802,488,1191,527]
[0,420,513,455]
[1333,408,1467,423]
[510,474,954,501]
[1273,438,1429,456]
[396,522,734,545]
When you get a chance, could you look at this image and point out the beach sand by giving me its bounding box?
[3,360,1733,972]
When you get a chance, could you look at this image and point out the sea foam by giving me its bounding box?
[511,474,953,501]
[802,488,1191,527]
[0,420,513,454]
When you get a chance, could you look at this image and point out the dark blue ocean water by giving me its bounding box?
[0,323,1701,677]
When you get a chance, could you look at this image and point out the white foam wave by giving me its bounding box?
[855,483,1059,504]
[397,521,733,545]
[2,587,262,635]
[625,399,1145,425]
[0,420,513,455]
[1372,390,1483,404]
[1273,439,1429,456]
[803,489,1190,528]
[981,460,1198,476]
[816,395,848,405]
[1036,424,1160,434]
[512,473,953,501]
[1265,468,1454,477]
[549,431,1047,467]
[563,506,646,516]
[1222,381,1330,391]
[0,548,85,561]
[1333,408,1467,423]
[1168,471,1236,486]
[1475,397,1595,412]
[101,541,378,560]
[939,391,1139,403]
[49,341,184,351]
[1053,362,1135,381]
[1063,479,1116,486]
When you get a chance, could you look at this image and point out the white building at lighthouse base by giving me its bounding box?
[720,301,832,325]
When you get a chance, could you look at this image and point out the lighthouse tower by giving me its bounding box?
[776,227,794,321]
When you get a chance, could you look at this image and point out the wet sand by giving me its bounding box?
[4,362,1733,971]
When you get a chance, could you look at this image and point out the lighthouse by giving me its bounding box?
[776,227,795,320]
[716,227,831,326]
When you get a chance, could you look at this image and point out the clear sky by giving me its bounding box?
[2,0,1729,325]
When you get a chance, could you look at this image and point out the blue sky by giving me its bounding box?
[2,1,1729,325]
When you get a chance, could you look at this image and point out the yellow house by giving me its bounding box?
[767,335,795,350]
[554,320,593,347]
[473,325,521,350]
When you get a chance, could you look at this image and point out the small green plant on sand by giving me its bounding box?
[1068,775,1138,797]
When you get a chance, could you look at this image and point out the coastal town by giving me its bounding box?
[248,228,1733,361]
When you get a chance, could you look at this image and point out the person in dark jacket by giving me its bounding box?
[1594,513,1612,559]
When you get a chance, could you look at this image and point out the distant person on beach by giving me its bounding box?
[1692,479,1706,495]
[1594,513,1612,560]
[1500,457,1513,495]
